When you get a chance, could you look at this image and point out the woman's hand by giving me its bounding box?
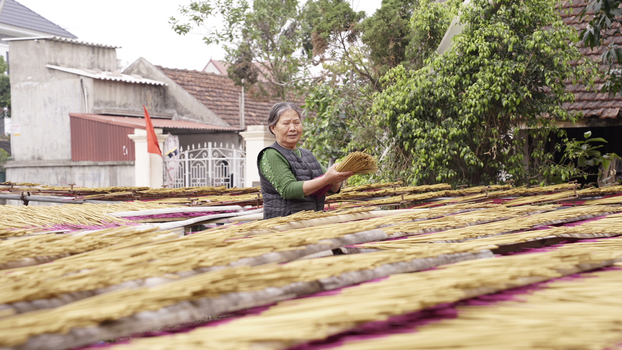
[302,163,354,197]
[324,163,354,185]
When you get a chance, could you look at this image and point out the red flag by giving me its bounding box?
[143,105,162,156]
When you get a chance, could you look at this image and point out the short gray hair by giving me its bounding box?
[267,102,302,135]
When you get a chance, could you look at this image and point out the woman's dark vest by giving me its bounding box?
[258,142,326,219]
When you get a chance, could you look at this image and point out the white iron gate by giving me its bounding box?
[164,142,245,188]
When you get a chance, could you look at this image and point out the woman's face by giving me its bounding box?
[271,109,302,150]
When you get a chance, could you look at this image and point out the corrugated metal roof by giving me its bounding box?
[69,113,241,131]
[0,0,77,38]
[2,35,118,49]
[47,65,166,86]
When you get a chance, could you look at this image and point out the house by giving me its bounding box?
[438,0,622,185]
[0,0,76,60]
[124,58,291,187]
[0,0,76,137]
[3,34,295,189]
[3,36,245,189]
[203,58,228,75]
[558,0,622,162]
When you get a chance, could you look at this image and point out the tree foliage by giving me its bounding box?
[171,0,309,99]
[370,0,596,185]
[547,130,617,183]
[302,0,450,173]
[0,56,9,118]
[357,0,418,76]
[171,0,596,187]
[580,0,622,95]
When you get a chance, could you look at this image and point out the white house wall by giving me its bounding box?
[10,59,83,161]
[91,80,167,115]
[5,160,134,187]
[8,39,119,162]
[43,40,117,71]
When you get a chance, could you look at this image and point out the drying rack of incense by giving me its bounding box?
[2,182,622,349]
[0,183,262,205]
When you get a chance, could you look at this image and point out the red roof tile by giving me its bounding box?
[158,67,297,129]
[561,0,622,119]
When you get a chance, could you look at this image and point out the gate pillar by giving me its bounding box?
[128,128,168,188]
[240,125,275,187]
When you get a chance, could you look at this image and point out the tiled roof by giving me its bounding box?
[561,0,622,119]
[158,66,290,129]
[0,0,77,38]
[69,113,239,131]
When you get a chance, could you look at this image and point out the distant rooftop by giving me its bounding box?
[46,65,166,86]
[0,0,77,39]
[69,113,240,132]
[159,66,282,129]
[3,35,118,49]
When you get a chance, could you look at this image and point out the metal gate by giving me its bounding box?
[164,142,245,188]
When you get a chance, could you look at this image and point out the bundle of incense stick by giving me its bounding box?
[313,152,378,198]
[91,239,622,350]
[332,267,622,350]
[335,151,378,174]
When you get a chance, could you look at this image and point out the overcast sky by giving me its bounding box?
[16,0,382,71]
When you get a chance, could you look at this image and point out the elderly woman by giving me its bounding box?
[258,102,353,219]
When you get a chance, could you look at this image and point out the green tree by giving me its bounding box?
[358,0,418,75]
[302,0,370,85]
[370,0,597,185]
[0,148,8,165]
[409,0,460,69]
[171,0,310,99]
[302,0,455,175]
[0,56,10,119]
[547,130,618,183]
[579,0,622,95]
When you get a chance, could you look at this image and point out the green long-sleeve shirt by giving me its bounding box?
[259,148,327,200]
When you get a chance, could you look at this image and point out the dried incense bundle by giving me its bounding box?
[340,181,404,192]
[328,184,454,201]
[377,205,621,241]
[0,205,515,310]
[1,201,622,348]
[310,152,378,199]
[332,267,622,350]
[342,185,511,208]
[0,216,383,306]
[578,184,622,196]
[0,246,493,347]
[92,239,622,350]
[335,151,378,175]
[379,204,559,238]
[379,184,585,209]
[364,212,622,251]
[0,226,176,270]
[153,192,262,206]
[584,194,622,205]
[0,202,183,238]
[0,206,561,322]
[456,212,622,249]
[499,186,622,207]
